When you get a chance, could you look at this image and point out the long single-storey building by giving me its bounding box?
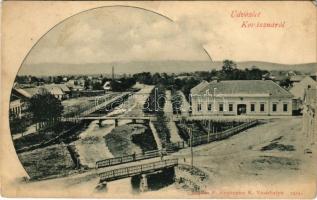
[190,80,293,116]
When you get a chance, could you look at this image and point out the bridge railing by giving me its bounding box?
[165,141,186,153]
[64,92,131,119]
[96,149,166,169]
[99,159,178,182]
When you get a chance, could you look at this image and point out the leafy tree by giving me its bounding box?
[15,76,30,84]
[53,76,63,84]
[110,77,136,92]
[133,72,153,85]
[221,60,238,80]
[84,79,91,89]
[222,60,237,72]
[92,82,103,90]
[29,92,63,123]
[279,78,292,88]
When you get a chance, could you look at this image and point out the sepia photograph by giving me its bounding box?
[1,1,317,198]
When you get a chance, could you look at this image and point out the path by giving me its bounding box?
[164,90,183,143]
[178,90,190,116]
[12,124,37,140]
[149,121,163,150]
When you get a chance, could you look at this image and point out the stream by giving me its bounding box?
[73,85,153,168]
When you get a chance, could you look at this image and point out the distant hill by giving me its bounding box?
[235,61,316,73]
[19,60,316,76]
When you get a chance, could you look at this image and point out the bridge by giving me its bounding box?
[63,115,156,127]
[98,159,178,191]
[96,150,166,169]
[62,92,133,123]
[64,113,271,124]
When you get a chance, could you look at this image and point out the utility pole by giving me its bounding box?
[208,120,211,143]
[112,65,115,81]
[187,126,193,170]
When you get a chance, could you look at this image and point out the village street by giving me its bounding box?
[173,117,317,197]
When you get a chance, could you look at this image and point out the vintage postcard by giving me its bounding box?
[1,1,316,198]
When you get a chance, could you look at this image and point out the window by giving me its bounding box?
[197,103,202,112]
[219,103,224,112]
[251,104,255,112]
[208,103,212,111]
[229,104,233,112]
[283,103,288,112]
[272,103,277,112]
[260,103,265,112]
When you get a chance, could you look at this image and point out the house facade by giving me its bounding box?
[9,98,22,119]
[10,86,32,119]
[190,80,293,116]
[290,76,316,100]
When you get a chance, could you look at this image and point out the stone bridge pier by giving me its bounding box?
[131,167,176,192]
[97,119,119,127]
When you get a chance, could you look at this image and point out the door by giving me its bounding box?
[237,104,247,115]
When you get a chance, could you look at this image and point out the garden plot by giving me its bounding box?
[18,144,75,180]
[104,123,157,157]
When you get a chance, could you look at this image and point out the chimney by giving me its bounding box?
[112,66,115,80]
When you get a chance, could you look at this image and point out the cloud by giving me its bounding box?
[24,6,209,66]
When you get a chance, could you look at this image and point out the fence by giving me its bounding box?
[165,141,186,153]
[190,120,258,146]
[96,150,166,168]
[99,159,178,182]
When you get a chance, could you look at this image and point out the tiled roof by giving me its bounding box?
[20,85,65,97]
[290,75,306,82]
[55,84,71,92]
[190,80,209,94]
[23,87,40,96]
[43,85,64,95]
[191,80,293,98]
[14,88,32,98]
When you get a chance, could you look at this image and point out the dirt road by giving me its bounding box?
[173,117,317,197]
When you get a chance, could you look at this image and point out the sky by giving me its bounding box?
[20,2,316,75]
[23,6,210,66]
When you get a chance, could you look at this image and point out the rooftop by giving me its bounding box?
[191,80,293,98]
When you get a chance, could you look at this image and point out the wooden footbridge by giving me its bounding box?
[62,92,131,120]
[99,159,178,183]
[96,150,166,169]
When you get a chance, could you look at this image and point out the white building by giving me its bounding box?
[103,81,111,91]
[190,80,293,116]
[9,98,22,119]
[290,76,316,100]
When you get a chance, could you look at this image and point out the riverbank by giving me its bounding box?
[72,120,115,168]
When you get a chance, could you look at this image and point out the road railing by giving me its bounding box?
[99,159,178,182]
[96,149,167,169]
